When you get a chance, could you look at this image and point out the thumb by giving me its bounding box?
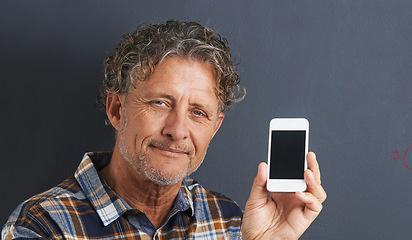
[246,162,269,207]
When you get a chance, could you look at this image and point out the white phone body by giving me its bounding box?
[266,118,309,192]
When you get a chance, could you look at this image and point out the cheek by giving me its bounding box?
[191,126,216,152]
[121,111,157,143]
[133,107,171,128]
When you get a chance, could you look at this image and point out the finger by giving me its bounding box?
[307,152,321,184]
[305,169,327,203]
[296,191,323,222]
[246,162,270,207]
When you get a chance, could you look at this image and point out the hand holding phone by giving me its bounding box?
[266,118,309,192]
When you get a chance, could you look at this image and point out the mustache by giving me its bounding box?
[148,140,193,155]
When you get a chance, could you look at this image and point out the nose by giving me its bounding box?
[162,109,190,140]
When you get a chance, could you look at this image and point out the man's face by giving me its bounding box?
[116,57,224,186]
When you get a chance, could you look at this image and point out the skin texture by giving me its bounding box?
[101,56,327,237]
[101,57,224,228]
[242,152,327,239]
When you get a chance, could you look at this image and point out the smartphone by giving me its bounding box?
[266,118,309,192]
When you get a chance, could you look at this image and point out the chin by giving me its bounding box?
[141,159,190,186]
[144,168,188,186]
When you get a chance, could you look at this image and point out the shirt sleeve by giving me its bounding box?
[2,224,43,240]
[2,203,54,240]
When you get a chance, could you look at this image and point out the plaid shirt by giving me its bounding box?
[2,152,242,239]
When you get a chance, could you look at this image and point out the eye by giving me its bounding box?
[150,100,169,109]
[193,110,208,118]
[153,100,166,106]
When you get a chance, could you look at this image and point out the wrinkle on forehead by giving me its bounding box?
[129,57,220,105]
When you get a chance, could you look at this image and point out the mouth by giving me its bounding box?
[149,142,190,156]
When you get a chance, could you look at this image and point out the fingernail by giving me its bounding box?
[310,152,316,159]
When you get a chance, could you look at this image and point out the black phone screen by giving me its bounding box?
[269,130,306,179]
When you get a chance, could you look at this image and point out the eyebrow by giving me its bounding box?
[139,90,175,101]
[144,91,217,116]
[151,92,176,101]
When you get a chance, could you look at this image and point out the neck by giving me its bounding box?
[100,145,182,229]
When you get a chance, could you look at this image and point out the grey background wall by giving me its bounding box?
[1,1,411,239]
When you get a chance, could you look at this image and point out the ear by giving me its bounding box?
[212,112,225,137]
[106,93,125,131]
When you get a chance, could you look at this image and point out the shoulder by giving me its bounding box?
[2,176,85,239]
[12,176,83,215]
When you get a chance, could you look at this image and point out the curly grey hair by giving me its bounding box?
[96,20,244,122]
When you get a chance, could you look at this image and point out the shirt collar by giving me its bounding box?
[180,180,195,216]
[75,152,129,226]
[75,152,196,226]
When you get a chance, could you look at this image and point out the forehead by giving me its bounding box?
[133,57,219,106]
[155,56,216,81]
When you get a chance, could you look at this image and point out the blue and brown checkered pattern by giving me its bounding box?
[2,152,242,239]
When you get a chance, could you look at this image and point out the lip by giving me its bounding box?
[150,145,189,156]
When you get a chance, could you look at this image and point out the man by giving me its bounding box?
[2,20,326,239]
